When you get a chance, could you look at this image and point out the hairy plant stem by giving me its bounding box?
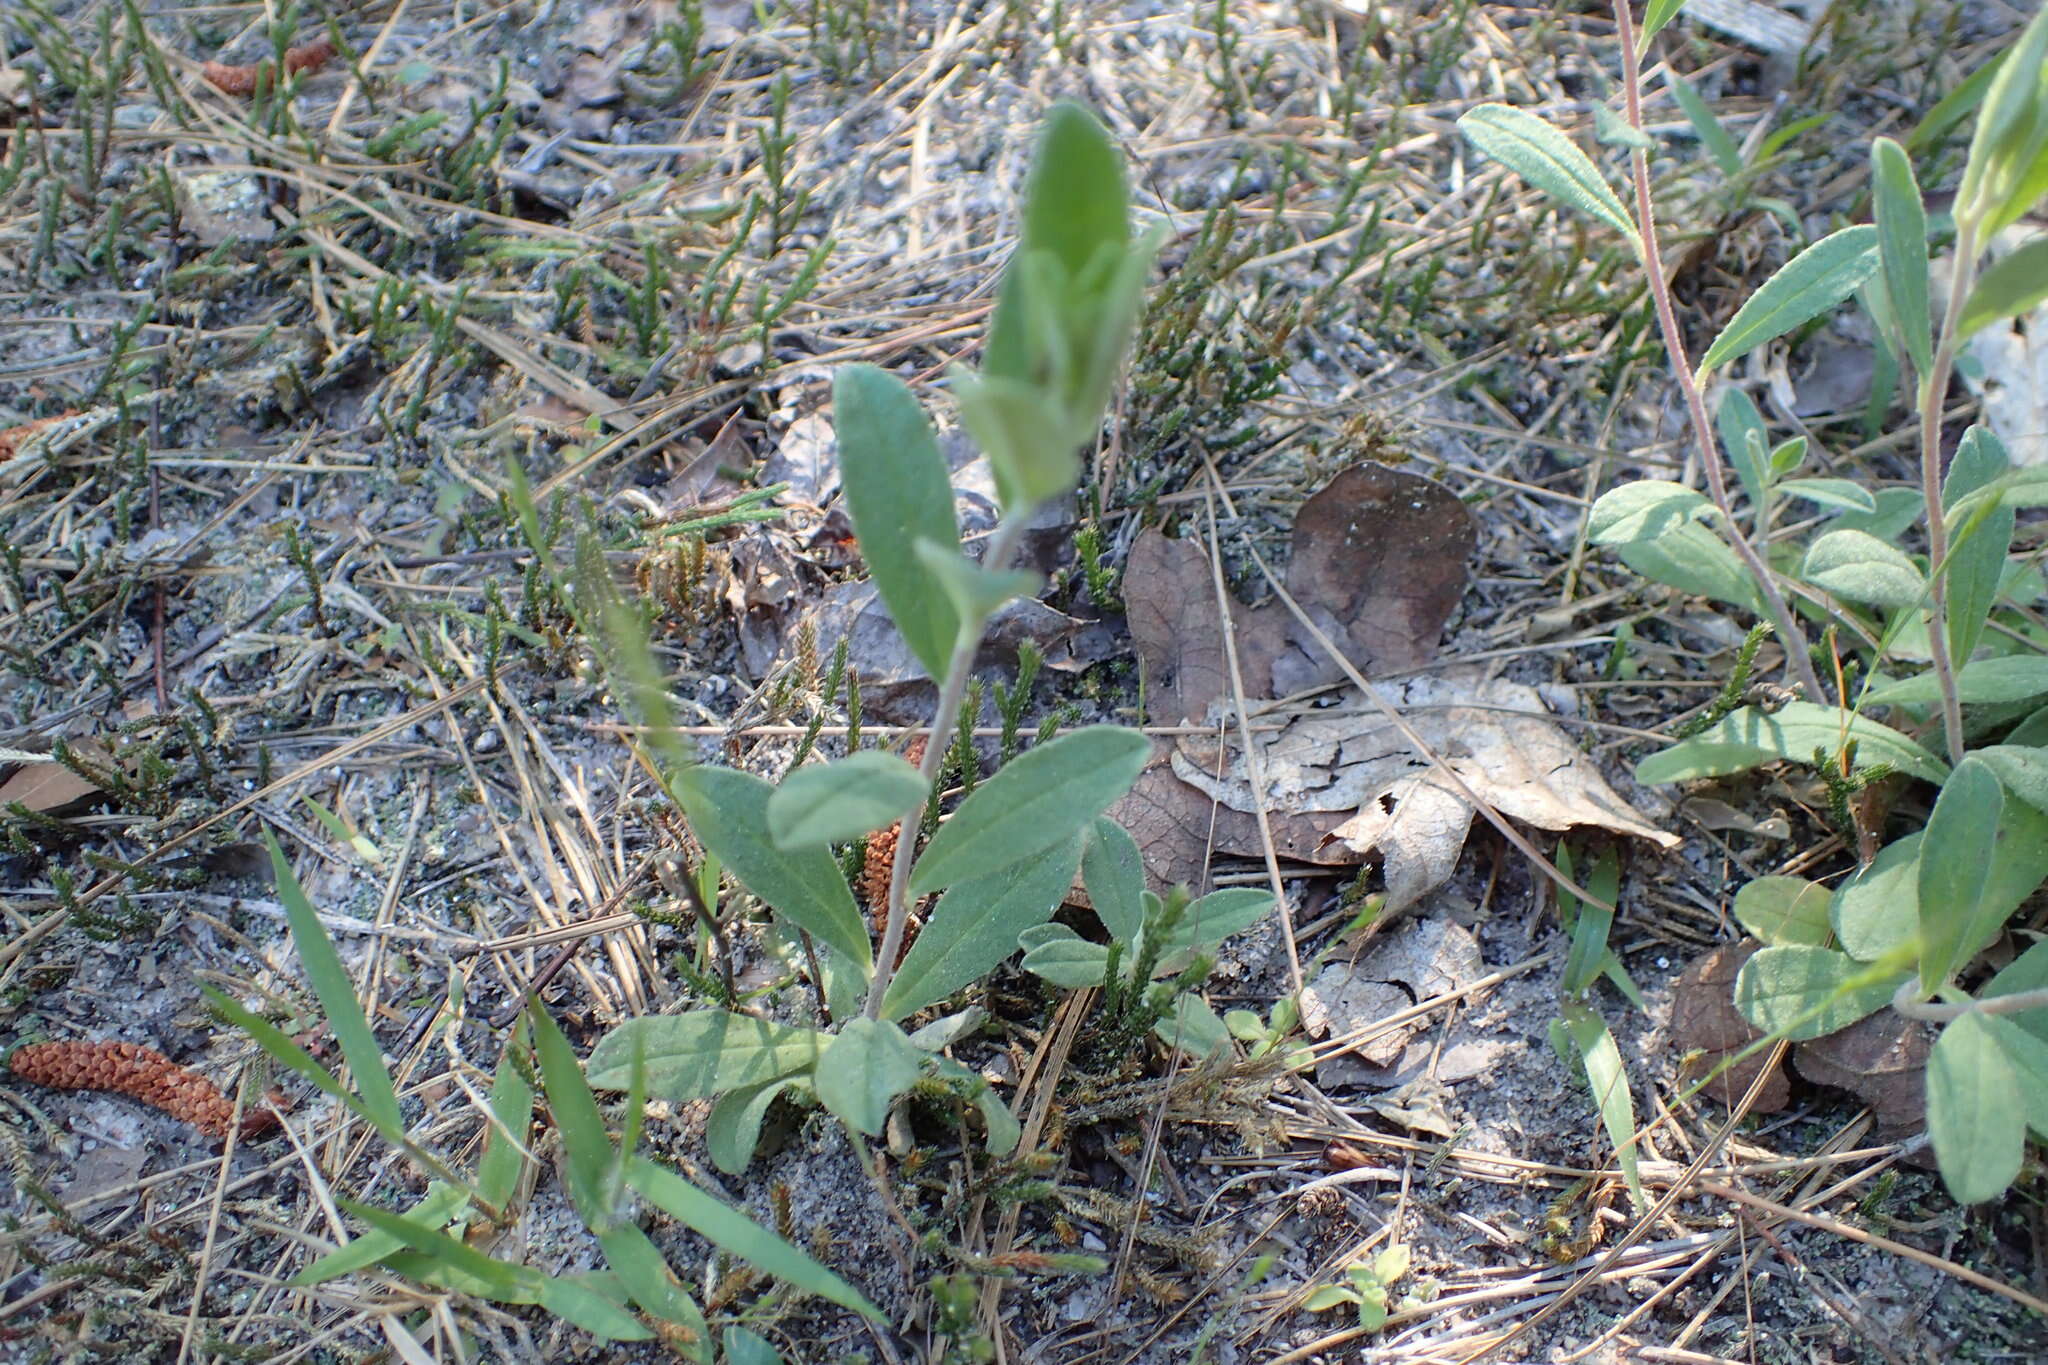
[1916,215,1981,764]
[861,515,1031,1020]
[1614,0,1827,708]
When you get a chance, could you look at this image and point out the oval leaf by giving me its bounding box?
[1733,876,1833,948]
[1800,529,1925,608]
[588,1011,822,1100]
[1917,755,2004,991]
[1082,816,1146,945]
[1155,887,1274,957]
[1775,477,1876,514]
[1018,923,1112,988]
[908,726,1150,895]
[834,364,962,680]
[1635,701,1948,785]
[812,1016,926,1138]
[1698,226,1880,373]
[1926,1013,2025,1205]
[676,765,871,970]
[1734,945,1902,1041]
[1864,655,2048,707]
[705,1076,800,1176]
[1976,744,2048,814]
[767,751,929,849]
[1458,104,1633,236]
[1959,236,2048,338]
[1586,480,1711,545]
[883,836,1084,1019]
[1871,138,1932,374]
[1832,833,1924,963]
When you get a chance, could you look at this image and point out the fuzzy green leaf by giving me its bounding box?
[1615,522,1760,610]
[1774,478,1877,514]
[1927,1014,2025,1204]
[767,751,929,850]
[812,1017,926,1138]
[1864,655,2048,707]
[1871,138,1932,374]
[1800,529,1925,608]
[1154,888,1274,957]
[1734,945,1903,1040]
[1698,226,1880,374]
[1734,876,1834,949]
[1017,922,1112,988]
[908,726,1150,895]
[884,835,1084,1018]
[1082,816,1146,946]
[1918,756,2006,992]
[675,765,871,970]
[706,1076,801,1177]
[1832,833,1923,963]
[1586,480,1711,545]
[1959,238,2048,338]
[1976,745,2048,815]
[1458,104,1633,236]
[587,1010,822,1100]
[834,364,961,679]
[1941,426,2015,669]
[911,539,1041,639]
[1635,702,1948,785]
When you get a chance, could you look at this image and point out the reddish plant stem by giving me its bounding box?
[1613,1,1826,708]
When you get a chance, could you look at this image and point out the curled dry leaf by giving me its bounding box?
[10,1040,282,1141]
[1172,669,1678,919]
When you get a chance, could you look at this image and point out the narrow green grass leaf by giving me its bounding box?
[337,1197,543,1303]
[595,1223,706,1339]
[587,1011,822,1100]
[203,986,400,1143]
[1665,71,1742,178]
[908,726,1149,895]
[1554,1000,1644,1212]
[535,1271,657,1342]
[834,364,961,679]
[884,835,1083,1018]
[1458,104,1633,236]
[477,1021,535,1211]
[1926,1014,2024,1204]
[1870,138,1932,374]
[675,765,871,970]
[1635,702,1947,785]
[1560,846,1621,998]
[624,1154,884,1319]
[294,1183,465,1286]
[767,751,928,850]
[1918,756,2004,992]
[1698,226,1879,373]
[265,832,403,1138]
[530,1003,617,1229]
[1638,0,1686,44]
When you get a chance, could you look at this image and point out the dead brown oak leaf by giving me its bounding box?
[10,1040,282,1140]
[1117,461,1675,919]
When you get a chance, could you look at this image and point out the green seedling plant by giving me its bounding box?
[1017,816,1274,1060]
[216,833,874,1355]
[584,105,1276,1182]
[1458,3,2048,1205]
[1302,1241,1414,1333]
[1546,843,1648,1214]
